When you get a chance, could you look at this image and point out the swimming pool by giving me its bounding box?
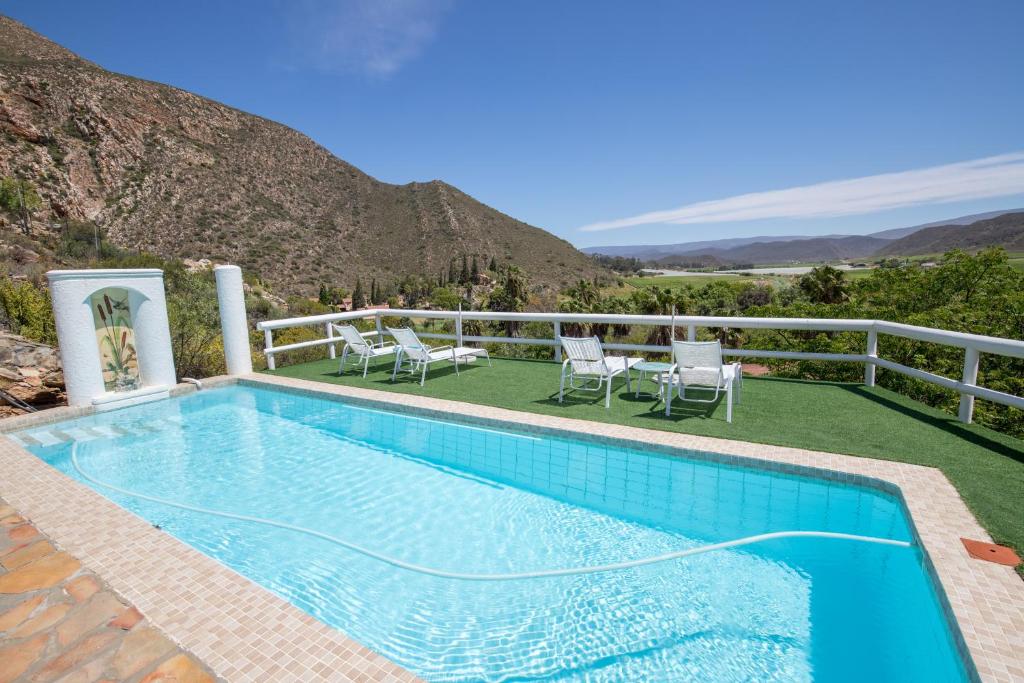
[13,384,970,682]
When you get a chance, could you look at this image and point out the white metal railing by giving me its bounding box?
[255,308,1024,424]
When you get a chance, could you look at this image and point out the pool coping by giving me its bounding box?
[1,373,1022,682]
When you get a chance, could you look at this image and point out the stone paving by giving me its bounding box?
[0,498,218,683]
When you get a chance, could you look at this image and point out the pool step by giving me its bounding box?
[8,415,184,448]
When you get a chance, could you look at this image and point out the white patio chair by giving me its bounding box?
[661,340,741,422]
[387,326,490,386]
[333,324,396,377]
[558,336,643,409]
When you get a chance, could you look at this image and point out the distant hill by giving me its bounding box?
[875,212,1024,257]
[581,234,846,260]
[583,208,1024,265]
[683,235,889,264]
[0,15,604,294]
[868,209,1024,240]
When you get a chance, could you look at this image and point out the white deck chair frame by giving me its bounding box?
[334,324,396,378]
[662,340,741,422]
[558,336,642,409]
[387,326,490,386]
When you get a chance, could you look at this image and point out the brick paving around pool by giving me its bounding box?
[0,497,219,683]
[0,373,1021,682]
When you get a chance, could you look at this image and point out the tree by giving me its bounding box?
[799,266,848,304]
[430,286,461,311]
[471,256,479,282]
[448,260,457,284]
[460,255,469,284]
[318,283,330,306]
[0,177,42,235]
[486,265,530,336]
[488,256,497,271]
[352,279,366,309]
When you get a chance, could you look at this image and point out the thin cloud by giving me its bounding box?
[579,152,1024,232]
[287,0,454,76]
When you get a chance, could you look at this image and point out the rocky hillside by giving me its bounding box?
[875,212,1024,257]
[0,15,604,294]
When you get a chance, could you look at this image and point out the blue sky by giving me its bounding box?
[9,1,1024,247]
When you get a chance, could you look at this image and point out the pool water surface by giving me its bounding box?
[15,385,970,682]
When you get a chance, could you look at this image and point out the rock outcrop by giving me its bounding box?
[0,332,64,415]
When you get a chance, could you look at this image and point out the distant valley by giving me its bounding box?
[583,209,1024,266]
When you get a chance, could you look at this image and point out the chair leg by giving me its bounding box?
[665,386,672,416]
[559,364,567,403]
[453,351,460,376]
[339,347,348,375]
[726,381,733,423]
[624,367,631,392]
[420,362,428,386]
[605,376,612,409]
[391,350,402,382]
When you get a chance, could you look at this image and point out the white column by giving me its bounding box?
[958,347,980,424]
[554,320,562,362]
[214,265,253,375]
[687,324,697,342]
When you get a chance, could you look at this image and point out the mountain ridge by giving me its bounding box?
[583,208,1024,263]
[875,212,1024,257]
[0,15,604,294]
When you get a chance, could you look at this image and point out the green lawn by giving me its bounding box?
[266,356,1024,570]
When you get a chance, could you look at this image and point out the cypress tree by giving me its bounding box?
[318,283,329,306]
[460,255,469,284]
[488,256,497,271]
[352,279,365,309]
[471,256,479,282]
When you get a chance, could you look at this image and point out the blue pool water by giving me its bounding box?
[16,385,969,682]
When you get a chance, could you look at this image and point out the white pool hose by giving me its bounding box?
[71,443,911,582]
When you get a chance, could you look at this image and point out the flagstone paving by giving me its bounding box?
[0,498,218,683]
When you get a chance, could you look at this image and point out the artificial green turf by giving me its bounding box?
[266,356,1024,569]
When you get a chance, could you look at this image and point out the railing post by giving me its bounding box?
[554,320,562,362]
[375,310,384,344]
[456,308,464,347]
[325,322,336,359]
[687,324,696,342]
[264,328,275,370]
[864,328,877,387]
[958,347,980,423]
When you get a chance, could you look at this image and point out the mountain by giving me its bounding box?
[580,234,846,260]
[875,212,1024,257]
[672,235,889,265]
[583,209,1024,265]
[868,209,1024,240]
[0,16,604,294]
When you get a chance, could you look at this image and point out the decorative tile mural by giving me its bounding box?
[91,287,140,392]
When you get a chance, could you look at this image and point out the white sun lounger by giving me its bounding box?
[387,326,490,386]
[661,340,741,422]
[333,324,397,377]
[558,335,642,409]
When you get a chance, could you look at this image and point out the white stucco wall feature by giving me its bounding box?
[47,269,177,407]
